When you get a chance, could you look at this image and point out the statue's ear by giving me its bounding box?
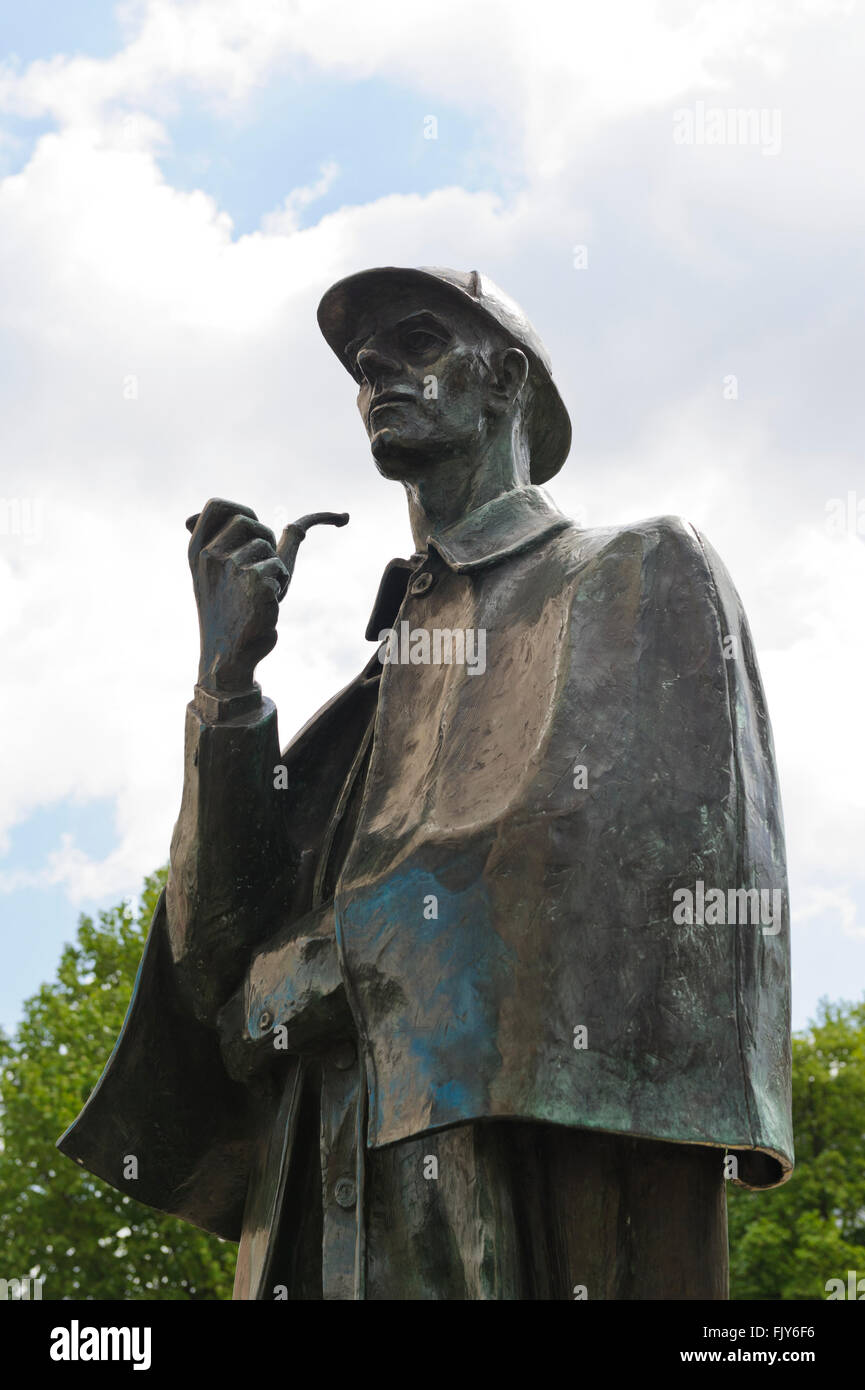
[488,346,529,413]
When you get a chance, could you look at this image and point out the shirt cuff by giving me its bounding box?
[193,683,262,723]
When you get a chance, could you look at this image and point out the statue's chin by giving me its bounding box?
[370,428,430,479]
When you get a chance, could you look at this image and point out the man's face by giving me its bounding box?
[346,289,503,478]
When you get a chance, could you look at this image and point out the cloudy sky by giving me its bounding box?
[1,0,863,1036]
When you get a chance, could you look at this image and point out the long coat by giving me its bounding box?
[58,485,792,1298]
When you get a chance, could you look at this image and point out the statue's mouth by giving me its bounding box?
[370,392,415,413]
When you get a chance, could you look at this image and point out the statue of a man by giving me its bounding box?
[59,266,793,1300]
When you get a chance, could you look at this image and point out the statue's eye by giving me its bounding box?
[402,329,442,354]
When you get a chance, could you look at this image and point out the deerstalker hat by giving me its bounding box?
[317,266,571,484]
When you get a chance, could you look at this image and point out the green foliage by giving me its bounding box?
[0,867,236,1300]
[729,996,865,1300]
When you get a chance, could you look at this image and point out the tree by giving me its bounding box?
[728,996,865,1300]
[0,868,236,1299]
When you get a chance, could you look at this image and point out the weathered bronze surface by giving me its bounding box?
[58,266,792,1300]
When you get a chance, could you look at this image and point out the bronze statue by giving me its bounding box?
[58,266,793,1300]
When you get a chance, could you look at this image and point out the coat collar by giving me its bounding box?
[427,485,571,573]
[365,486,572,639]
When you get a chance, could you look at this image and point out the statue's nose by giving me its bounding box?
[356,344,400,385]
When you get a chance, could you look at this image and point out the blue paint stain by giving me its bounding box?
[338,858,514,1130]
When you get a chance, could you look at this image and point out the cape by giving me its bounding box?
[58,488,793,1244]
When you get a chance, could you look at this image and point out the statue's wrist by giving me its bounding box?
[193,682,262,723]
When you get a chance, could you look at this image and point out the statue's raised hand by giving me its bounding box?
[186,499,350,698]
[187,499,288,697]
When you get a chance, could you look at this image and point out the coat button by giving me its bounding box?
[409,572,434,595]
[331,1039,356,1070]
[257,1010,273,1033]
[334,1177,357,1209]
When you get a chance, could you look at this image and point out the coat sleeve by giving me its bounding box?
[57,665,381,1238]
[166,697,296,1026]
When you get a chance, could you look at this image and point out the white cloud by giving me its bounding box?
[0,1,862,1043]
[759,530,865,883]
[796,885,863,940]
[0,1,852,161]
[261,161,340,236]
